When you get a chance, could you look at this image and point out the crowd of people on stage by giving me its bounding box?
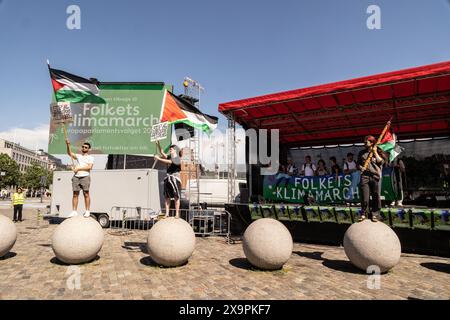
[273,136,409,219]
[277,152,359,178]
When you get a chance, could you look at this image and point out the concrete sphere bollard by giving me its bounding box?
[243,218,293,270]
[343,220,401,273]
[52,216,104,264]
[147,217,195,267]
[0,215,17,258]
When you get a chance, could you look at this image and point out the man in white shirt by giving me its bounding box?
[301,156,316,177]
[66,140,94,218]
[343,153,357,174]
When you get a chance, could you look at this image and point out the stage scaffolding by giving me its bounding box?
[227,116,236,203]
[183,77,204,207]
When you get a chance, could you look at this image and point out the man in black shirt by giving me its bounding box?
[357,135,385,222]
[155,142,183,218]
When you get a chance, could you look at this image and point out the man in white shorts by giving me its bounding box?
[66,139,94,218]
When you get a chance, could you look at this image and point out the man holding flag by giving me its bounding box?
[153,90,218,217]
[357,135,385,222]
[155,141,182,218]
[48,62,103,218]
[66,140,94,218]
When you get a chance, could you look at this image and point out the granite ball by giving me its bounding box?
[344,220,401,273]
[147,217,196,267]
[243,218,293,270]
[0,215,17,258]
[52,216,104,264]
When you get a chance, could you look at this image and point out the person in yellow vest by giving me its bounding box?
[11,187,25,222]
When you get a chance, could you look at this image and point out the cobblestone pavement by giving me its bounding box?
[0,209,449,300]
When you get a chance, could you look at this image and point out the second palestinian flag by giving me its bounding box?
[378,130,403,162]
[160,90,218,134]
[49,67,105,104]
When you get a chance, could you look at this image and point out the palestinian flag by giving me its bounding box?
[378,130,403,162]
[48,66,105,104]
[160,90,218,134]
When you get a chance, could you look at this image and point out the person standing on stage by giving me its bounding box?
[343,153,357,174]
[329,156,341,180]
[286,157,299,176]
[274,162,289,188]
[357,135,385,222]
[301,155,316,177]
[66,140,94,218]
[315,159,329,176]
[11,187,25,222]
[344,152,360,202]
[390,157,406,207]
[155,141,183,218]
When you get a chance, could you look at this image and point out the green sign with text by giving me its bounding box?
[263,168,398,204]
[48,83,172,155]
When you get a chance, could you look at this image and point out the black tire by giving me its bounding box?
[97,213,110,228]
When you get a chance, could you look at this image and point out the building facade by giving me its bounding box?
[36,149,67,171]
[0,138,65,172]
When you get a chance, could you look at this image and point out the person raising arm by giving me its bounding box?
[66,139,94,218]
[155,141,182,218]
[357,135,384,222]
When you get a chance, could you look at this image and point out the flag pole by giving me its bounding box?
[62,122,76,168]
[362,116,393,171]
[151,154,158,169]
[152,141,160,169]
[47,59,75,169]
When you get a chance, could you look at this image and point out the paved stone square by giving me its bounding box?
[0,208,449,300]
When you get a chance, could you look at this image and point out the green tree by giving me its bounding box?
[0,153,21,188]
[21,162,52,190]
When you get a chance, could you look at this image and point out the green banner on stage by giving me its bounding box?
[263,167,398,204]
[48,83,172,155]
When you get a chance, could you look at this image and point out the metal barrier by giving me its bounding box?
[184,208,231,243]
[159,207,231,242]
[108,206,232,242]
[109,206,159,235]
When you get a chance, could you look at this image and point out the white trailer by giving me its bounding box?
[49,169,166,227]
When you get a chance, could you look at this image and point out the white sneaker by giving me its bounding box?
[83,211,90,218]
[68,211,78,218]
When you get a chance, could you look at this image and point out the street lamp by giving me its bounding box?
[183,76,205,106]
[40,175,47,203]
[0,172,6,199]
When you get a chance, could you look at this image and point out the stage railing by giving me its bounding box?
[248,203,450,231]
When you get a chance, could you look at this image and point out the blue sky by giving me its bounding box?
[0,0,449,152]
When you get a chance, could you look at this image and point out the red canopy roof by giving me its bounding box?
[219,61,450,146]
